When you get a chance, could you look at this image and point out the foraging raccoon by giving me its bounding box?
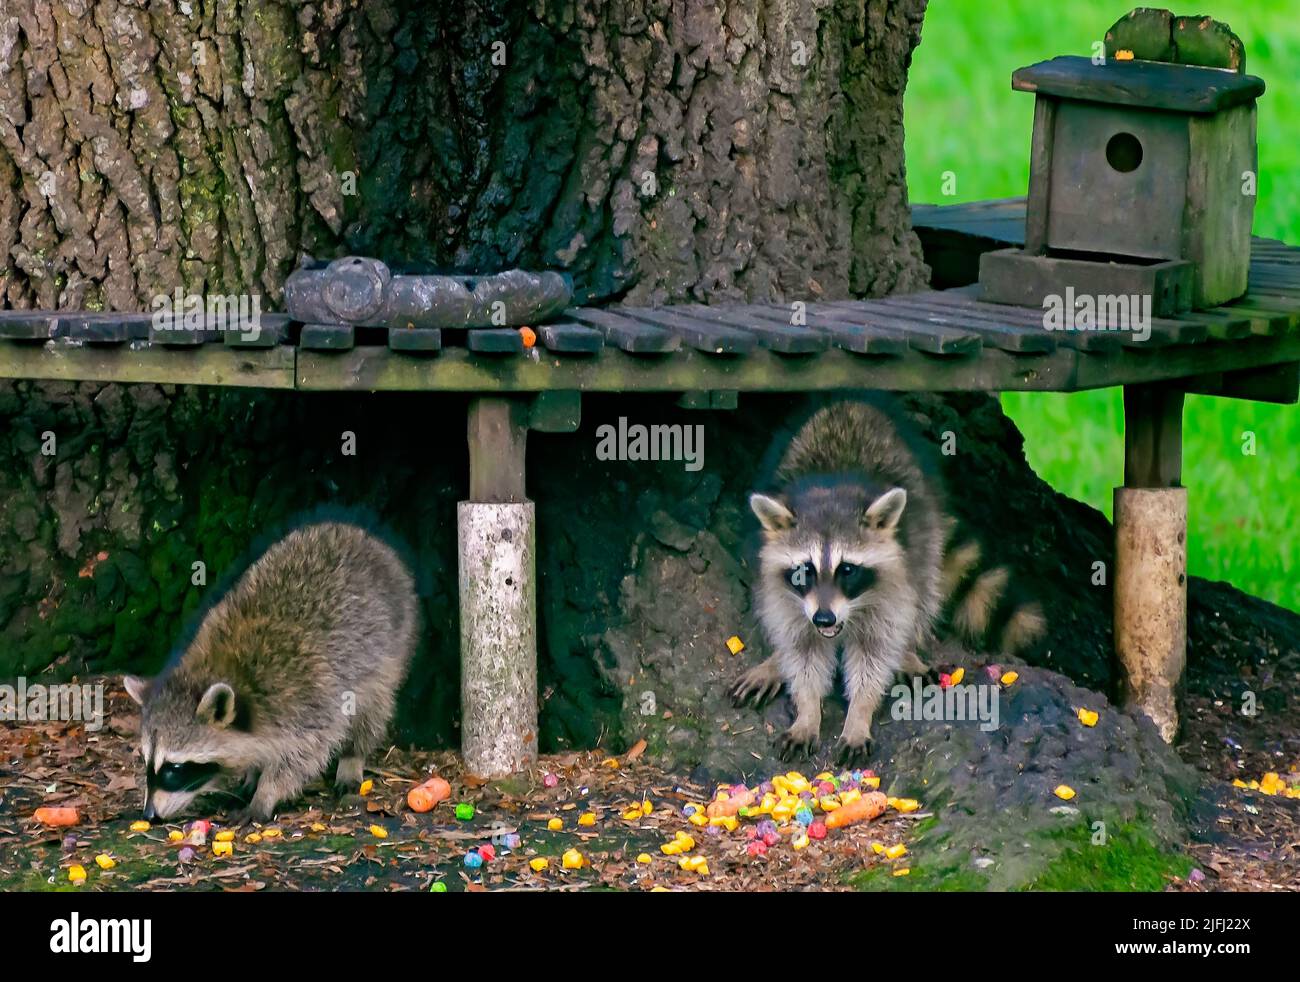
[731,397,1044,764]
[123,521,419,823]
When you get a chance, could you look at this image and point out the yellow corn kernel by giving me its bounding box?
[870,842,885,855]
[68,864,87,883]
[950,667,965,685]
[661,842,682,856]
[893,798,920,813]
[547,818,563,831]
[1000,671,1019,686]
[1077,708,1099,727]
[129,820,151,833]
[212,841,233,857]
[1054,784,1076,801]
[359,779,374,796]
[215,830,235,842]
[642,800,653,816]
[578,812,597,827]
[369,824,388,839]
[561,848,585,869]
[245,833,262,844]
[168,830,184,842]
[530,858,549,872]
[725,635,745,655]
[623,807,643,821]
[679,855,709,874]
[262,827,282,839]
[636,853,652,864]
[94,854,116,870]
[885,843,907,859]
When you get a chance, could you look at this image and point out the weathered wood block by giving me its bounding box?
[980,248,1195,317]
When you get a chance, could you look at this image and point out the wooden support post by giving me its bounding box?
[459,397,537,777]
[1114,383,1187,743]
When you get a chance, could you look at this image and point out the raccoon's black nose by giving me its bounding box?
[812,609,837,628]
[143,800,157,821]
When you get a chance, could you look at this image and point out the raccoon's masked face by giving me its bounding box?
[124,675,248,820]
[750,485,907,638]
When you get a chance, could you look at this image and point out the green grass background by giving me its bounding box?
[904,1,1298,610]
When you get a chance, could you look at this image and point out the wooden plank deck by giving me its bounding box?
[2,198,1298,395]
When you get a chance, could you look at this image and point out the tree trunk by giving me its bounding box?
[0,0,930,684]
[0,0,929,310]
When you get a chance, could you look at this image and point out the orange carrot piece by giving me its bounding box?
[34,806,80,827]
[705,787,756,819]
[406,777,451,813]
[823,791,887,829]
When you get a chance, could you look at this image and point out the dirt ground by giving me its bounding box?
[1,627,1295,893]
[0,687,930,892]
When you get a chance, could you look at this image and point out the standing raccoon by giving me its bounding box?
[124,521,419,822]
[732,398,1043,764]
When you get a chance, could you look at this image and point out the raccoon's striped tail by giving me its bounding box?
[938,521,1046,656]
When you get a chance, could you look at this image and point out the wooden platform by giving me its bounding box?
[2,199,1299,399]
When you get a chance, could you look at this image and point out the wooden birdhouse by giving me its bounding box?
[980,11,1265,315]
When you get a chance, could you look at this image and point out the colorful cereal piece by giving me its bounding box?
[530,858,549,872]
[725,635,745,655]
[562,848,585,869]
[1054,784,1076,801]
[1077,708,1099,727]
[94,854,116,870]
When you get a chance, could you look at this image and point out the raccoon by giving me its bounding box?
[123,521,419,823]
[731,397,1043,764]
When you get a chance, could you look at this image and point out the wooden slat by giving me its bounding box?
[564,307,680,353]
[536,322,604,353]
[63,312,154,343]
[614,306,756,354]
[810,302,983,355]
[466,328,525,354]
[300,324,356,350]
[906,290,1123,351]
[224,313,292,348]
[0,311,61,340]
[745,304,911,355]
[675,305,829,353]
[868,297,1057,353]
[388,327,443,353]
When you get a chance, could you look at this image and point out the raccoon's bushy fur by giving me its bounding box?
[732,396,1042,763]
[124,521,418,822]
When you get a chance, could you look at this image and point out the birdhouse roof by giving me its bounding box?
[1013,55,1264,114]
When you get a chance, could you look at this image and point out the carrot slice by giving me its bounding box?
[823,791,887,829]
[406,777,451,813]
[34,806,80,827]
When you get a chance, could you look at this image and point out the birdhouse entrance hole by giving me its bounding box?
[1105,131,1143,172]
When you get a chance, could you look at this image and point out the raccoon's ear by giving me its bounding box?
[196,682,238,728]
[123,675,151,706]
[863,487,907,531]
[750,493,795,531]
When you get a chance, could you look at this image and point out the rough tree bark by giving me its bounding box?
[0,0,929,677]
[0,0,928,310]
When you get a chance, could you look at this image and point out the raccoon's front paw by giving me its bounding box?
[777,727,819,761]
[227,803,274,828]
[833,736,874,768]
[731,667,783,708]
